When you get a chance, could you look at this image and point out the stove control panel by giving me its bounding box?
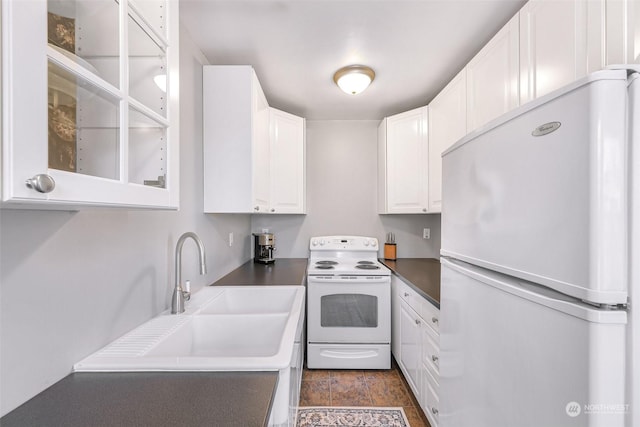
[309,236,378,251]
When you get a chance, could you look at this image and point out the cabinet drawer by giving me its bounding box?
[398,281,422,316]
[422,297,440,334]
[421,367,440,427]
[422,323,440,377]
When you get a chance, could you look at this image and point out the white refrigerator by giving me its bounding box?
[440,66,639,427]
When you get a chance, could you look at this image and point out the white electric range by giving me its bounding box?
[306,236,391,369]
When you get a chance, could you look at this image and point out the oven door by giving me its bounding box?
[307,275,390,343]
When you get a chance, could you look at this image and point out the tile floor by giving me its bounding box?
[299,359,431,427]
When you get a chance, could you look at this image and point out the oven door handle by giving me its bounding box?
[319,349,380,359]
[308,276,390,284]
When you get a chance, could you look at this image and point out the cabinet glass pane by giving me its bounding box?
[130,0,167,39]
[129,107,167,188]
[128,14,167,117]
[48,61,120,180]
[320,294,378,328]
[48,0,120,88]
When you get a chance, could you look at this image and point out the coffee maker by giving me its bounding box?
[253,233,275,264]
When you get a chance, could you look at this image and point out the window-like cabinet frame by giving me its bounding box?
[1,0,179,209]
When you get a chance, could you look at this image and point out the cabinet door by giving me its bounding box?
[605,0,640,65]
[519,0,603,104]
[252,74,270,213]
[399,300,421,398]
[421,367,440,427]
[427,69,467,213]
[383,106,429,214]
[269,108,305,214]
[2,0,178,209]
[467,14,519,132]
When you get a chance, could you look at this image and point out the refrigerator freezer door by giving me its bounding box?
[439,257,627,427]
[441,69,631,304]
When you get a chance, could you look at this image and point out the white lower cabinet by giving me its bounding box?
[422,367,440,427]
[395,278,440,425]
[399,300,422,395]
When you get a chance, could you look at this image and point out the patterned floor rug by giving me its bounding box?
[297,406,410,427]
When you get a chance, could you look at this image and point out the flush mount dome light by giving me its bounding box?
[333,65,375,95]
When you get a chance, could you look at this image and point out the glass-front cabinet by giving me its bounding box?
[1,0,179,209]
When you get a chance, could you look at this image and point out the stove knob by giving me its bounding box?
[312,240,318,246]
[370,239,377,247]
[320,240,326,246]
[364,240,370,246]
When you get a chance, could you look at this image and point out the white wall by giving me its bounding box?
[251,120,441,258]
[0,26,252,416]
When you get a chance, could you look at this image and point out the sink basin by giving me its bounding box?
[147,313,288,358]
[73,285,305,371]
[198,286,299,314]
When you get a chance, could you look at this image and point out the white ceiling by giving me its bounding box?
[180,0,527,120]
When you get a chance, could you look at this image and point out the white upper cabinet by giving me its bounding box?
[519,0,605,104]
[1,0,179,209]
[378,106,429,214]
[269,108,306,214]
[427,69,467,214]
[203,66,269,213]
[604,0,640,65]
[203,66,305,214]
[466,14,520,132]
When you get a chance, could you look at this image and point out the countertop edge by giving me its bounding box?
[380,258,441,309]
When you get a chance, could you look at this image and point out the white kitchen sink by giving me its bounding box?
[198,286,299,314]
[147,313,288,358]
[73,285,305,371]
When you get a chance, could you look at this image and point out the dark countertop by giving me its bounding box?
[0,372,278,427]
[380,258,441,308]
[2,260,309,427]
[211,258,308,286]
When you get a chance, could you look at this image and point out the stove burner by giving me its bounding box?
[357,261,375,265]
[316,260,338,265]
[316,265,335,270]
[355,264,380,270]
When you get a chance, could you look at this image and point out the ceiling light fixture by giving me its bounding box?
[333,65,375,95]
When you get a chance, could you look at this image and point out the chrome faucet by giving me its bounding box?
[172,232,207,314]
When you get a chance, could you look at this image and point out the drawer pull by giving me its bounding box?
[432,317,439,324]
[432,355,439,364]
[431,407,439,415]
[404,292,410,297]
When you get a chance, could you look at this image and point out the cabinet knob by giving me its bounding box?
[404,292,410,297]
[432,355,439,364]
[422,208,427,212]
[431,407,439,415]
[432,317,439,324]
[25,174,55,193]
[415,318,421,325]
[254,206,260,211]
[270,208,275,212]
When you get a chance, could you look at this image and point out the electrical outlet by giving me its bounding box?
[228,232,234,247]
[423,228,430,239]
